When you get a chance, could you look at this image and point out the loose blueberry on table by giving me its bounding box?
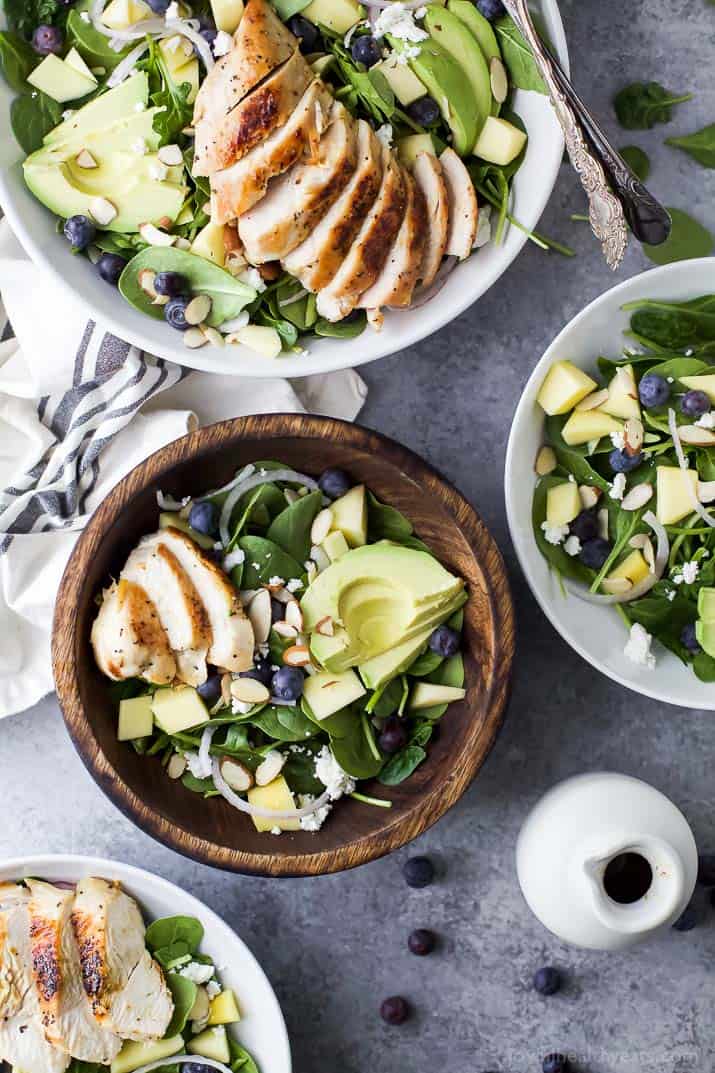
[408,928,436,956]
[403,856,435,889]
[533,966,562,995]
[380,996,410,1025]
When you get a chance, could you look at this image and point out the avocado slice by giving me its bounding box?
[422,4,492,144]
[390,35,478,157]
[44,72,148,147]
[446,0,500,63]
[697,586,715,622]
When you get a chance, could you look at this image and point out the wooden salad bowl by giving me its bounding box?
[52,415,515,877]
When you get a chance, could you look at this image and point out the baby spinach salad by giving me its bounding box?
[0,0,568,359]
[100,463,469,834]
[532,292,715,682]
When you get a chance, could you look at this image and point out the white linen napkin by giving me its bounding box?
[0,220,367,719]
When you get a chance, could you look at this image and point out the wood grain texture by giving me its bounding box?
[52,415,515,877]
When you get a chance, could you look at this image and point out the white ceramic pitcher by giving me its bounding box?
[516,772,698,950]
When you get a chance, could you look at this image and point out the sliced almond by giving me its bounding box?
[225,251,249,276]
[138,268,157,298]
[158,216,173,230]
[283,644,311,667]
[185,294,212,326]
[87,245,102,265]
[315,615,334,637]
[188,986,210,1023]
[621,483,653,511]
[153,293,170,306]
[202,325,224,347]
[219,756,254,792]
[305,560,318,584]
[89,196,117,225]
[698,480,715,503]
[284,599,304,632]
[230,676,270,705]
[575,388,609,412]
[247,588,272,645]
[623,417,644,455]
[167,753,187,780]
[678,425,715,446]
[239,589,259,606]
[284,488,299,505]
[273,621,298,639]
[629,533,648,550]
[158,143,183,166]
[535,445,557,476]
[643,536,656,572]
[601,577,632,595]
[271,587,293,604]
[174,236,192,250]
[310,508,334,546]
[310,545,331,573]
[597,508,609,541]
[578,484,601,510]
[255,750,286,787]
[489,56,508,104]
[184,327,208,349]
[139,222,176,246]
[76,148,98,169]
[221,672,232,707]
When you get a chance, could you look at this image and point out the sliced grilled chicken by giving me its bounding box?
[239,103,358,264]
[412,152,449,287]
[193,0,297,175]
[440,147,478,259]
[141,528,254,672]
[26,881,121,1065]
[282,119,383,292]
[194,49,312,178]
[211,79,334,223]
[91,579,176,686]
[122,542,211,687]
[315,146,407,322]
[0,884,70,1073]
[71,878,173,1043]
[358,170,427,310]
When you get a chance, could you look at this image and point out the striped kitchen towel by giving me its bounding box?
[0,219,367,718]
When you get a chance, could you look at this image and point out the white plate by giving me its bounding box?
[0,6,568,378]
[505,258,715,711]
[0,853,292,1073]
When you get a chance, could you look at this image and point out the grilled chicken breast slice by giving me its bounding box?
[239,103,358,264]
[0,884,70,1073]
[122,542,211,687]
[91,579,176,686]
[358,170,427,310]
[412,152,449,287]
[141,528,254,673]
[211,79,334,223]
[440,147,478,259]
[194,49,312,178]
[315,146,407,322]
[26,881,121,1064]
[193,0,297,175]
[71,878,173,1043]
[282,120,383,292]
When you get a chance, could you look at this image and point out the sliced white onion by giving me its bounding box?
[366,0,427,8]
[219,468,319,546]
[90,0,166,41]
[198,725,215,779]
[564,510,669,605]
[393,256,458,312]
[165,16,215,70]
[278,287,309,308]
[204,463,255,502]
[132,1056,233,1073]
[107,39,149,85]
[156,489,190,511]
[212,757,331,819]
[668,408,715,529]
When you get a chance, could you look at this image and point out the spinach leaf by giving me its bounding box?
[367,678,404,720]
[366,491,413,542]
[493,17,547,94]
[266,490,323,561]
[0,31,37,93]
[406,649,443,677]
[120,248,255,326]
[11,91,62,153]
[145,915,204,961]
[251,705,317,743]
[282,746,323,795]
[66,9,130,70]
[414,653,465,721]
[543,416,610,490]
[238,536,304,588]
[619,145,651,181]
[666,124,715,168]
[228,1038,260,1073]
[165,973,197,1036]
[379,744,426,785]
[67,1062,104,1073]
[330,716,384,779]
[182,772,220,796]
[693,652,715,682]
[314,313,367,338]
[613,82,692,129]
[643,208,714,265]
[624,296,715,349]
[301,696,357,738]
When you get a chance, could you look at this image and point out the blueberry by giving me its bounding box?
[579,538,611,571]
[380,996,409,1025]
[154,271,190,297]
[378,716,408,754]
[681,390,711,418]
[97,253,127,287]
[609,448,643,473]
[428,624,460,658]
[164,296,191,332]
[271,597,285,623]
[672,902,699,931]
[200,26,217,46]
[408,928,436,956]
[680,622,701,653]
[271,666,304,702]
[351,34,381,68]
[403,855,434,888]
[697,854,715,887]
[406,95,441,127]
[287,14,319,52]
[146,0,170,10]
[188,500,218,536]
[197,673,222,705]
[318,468,351,500]
[542,1054,568,1073]
[32,24,63,55]
[64,214,96,251]
[638,373,670,409]
[569,510,598,543]
[533,966,561,995]
[180,1065,215,1073]
[240,656,273,688]
[476,0,506,19]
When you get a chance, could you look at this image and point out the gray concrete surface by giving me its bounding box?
[2,2,715,1071]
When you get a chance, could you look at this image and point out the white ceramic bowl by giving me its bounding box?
[0,7,567,378]
[505,258,715,711]
[0,853,291,1072]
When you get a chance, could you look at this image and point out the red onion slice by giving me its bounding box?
[564,510,669,605]
[219,468,319,546]
[212,757,331,820]
[668,408,715,529]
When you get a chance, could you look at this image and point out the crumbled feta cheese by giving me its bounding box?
[373,3,428,42]
[286,578,303,593]
[231,699,253,716]
[238,267,267,293]
[394,42,420,63]
[624,623,656,669]
[223,548,245,572]
[62,109,75,121]
[540,521,569,546]
[80,10,90,21]
[148,160,168,182]
[695,412,715,429]
[609,473,627,501]
[270,826,282,836]
[564,535,582,557]
[180,961,215,985]
[134,101,147,112]
[684,348,694,357]
[268,575,285,587]
[165,1,180,20]
[132,138,148,155]
[666,589,676,602]
[667,376,674,383]
[375,123,393,149]
[206,980,221,999]
[610,429,626,450]
[415,5,427,16]
[184,750,212,780]
[299,795,332,832]
[473,204,491,248]
[213,30,233,57]
[673,560,700,586]
[315,745,355,800]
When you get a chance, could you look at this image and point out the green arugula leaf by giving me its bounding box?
[643,208,714,265]
[614,82,693,130]
[619,144,651,181]
[666,123,715,168]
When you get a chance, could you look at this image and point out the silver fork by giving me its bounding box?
[500,0,671,270]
